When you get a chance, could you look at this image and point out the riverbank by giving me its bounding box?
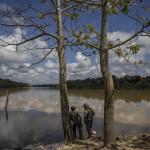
[58,134,150,150]
[4,134,149,150]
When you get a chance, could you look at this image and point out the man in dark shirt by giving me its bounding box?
[83,103,95,138]
[70,106,83,139]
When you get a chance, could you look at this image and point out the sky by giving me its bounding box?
[0,0,149,84]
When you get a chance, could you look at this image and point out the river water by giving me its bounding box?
[0,88,150,148]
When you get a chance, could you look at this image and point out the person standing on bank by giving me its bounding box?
[70,106,83,139]
[83,103,95,138]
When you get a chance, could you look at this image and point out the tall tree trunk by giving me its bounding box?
[100,0,114,145]
[56,0,72,143]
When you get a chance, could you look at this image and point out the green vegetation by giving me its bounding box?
[29,75,150,90]
[1,75,149,90]
[0,78,30,87]
[67,75,150,90]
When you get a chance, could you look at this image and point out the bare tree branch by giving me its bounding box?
[1,23,58,40]
[108,23,150,50]
[0,33,45,46]
[40,0,100,18]
[26,48,56,68]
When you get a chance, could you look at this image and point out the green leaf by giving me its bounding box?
[70,13,79,20]
[86,24,95,33]
[38,13,43,19]
[129,44,141,55]
[83,34,90,41]
[122,6,129,14]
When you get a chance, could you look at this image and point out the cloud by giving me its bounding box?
[0,49,29,63]
[34,67,45,73]
[108,31,150,77]
[0,29,149,84]
[45,57,59,70]
[0,3,12,13]
[75,51,91,68]
[0,28,31,65]
[67,51,100,80]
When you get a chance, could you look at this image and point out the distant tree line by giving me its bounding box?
[32,84,59,89]
[67,75,150,90]
[1,75,150,89]
[0,78,30,87]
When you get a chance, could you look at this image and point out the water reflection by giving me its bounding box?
[69,89,150,102]
[0,111,63,148]
[0,88,30,97]
[0,88,150,148]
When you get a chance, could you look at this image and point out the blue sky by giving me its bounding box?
[0,0,149,84]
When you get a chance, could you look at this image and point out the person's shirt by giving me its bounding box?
[84,107,95,122]
[70,111,82,124]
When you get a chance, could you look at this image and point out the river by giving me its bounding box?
[0,88,149,148]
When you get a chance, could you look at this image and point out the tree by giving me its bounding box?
[65,0,149,145]
[56,0,72,143]
[0,0,82,143]
[100,0,115,144]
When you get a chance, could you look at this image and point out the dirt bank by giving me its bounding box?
[3,134,150,150]
[58,134,150,150]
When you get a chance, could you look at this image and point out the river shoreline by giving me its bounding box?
[3,134,150,150]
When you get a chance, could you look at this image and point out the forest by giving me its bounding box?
[32,75,150,90]
[67,75,150,89]
[0,78,30,87]
[1,75,150,90]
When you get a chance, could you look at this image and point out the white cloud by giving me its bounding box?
[67,52,100,80]
[0,29,149,84]
[0,3,12,13]
[34,67,45,73]
[0,28,32,65]
[107,31,150,77]
[1,65,7,72]
[75,51,91,68]
[45,60,59,69]
[0,49,29,63]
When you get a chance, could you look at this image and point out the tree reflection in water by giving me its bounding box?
[5,90,9,123]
